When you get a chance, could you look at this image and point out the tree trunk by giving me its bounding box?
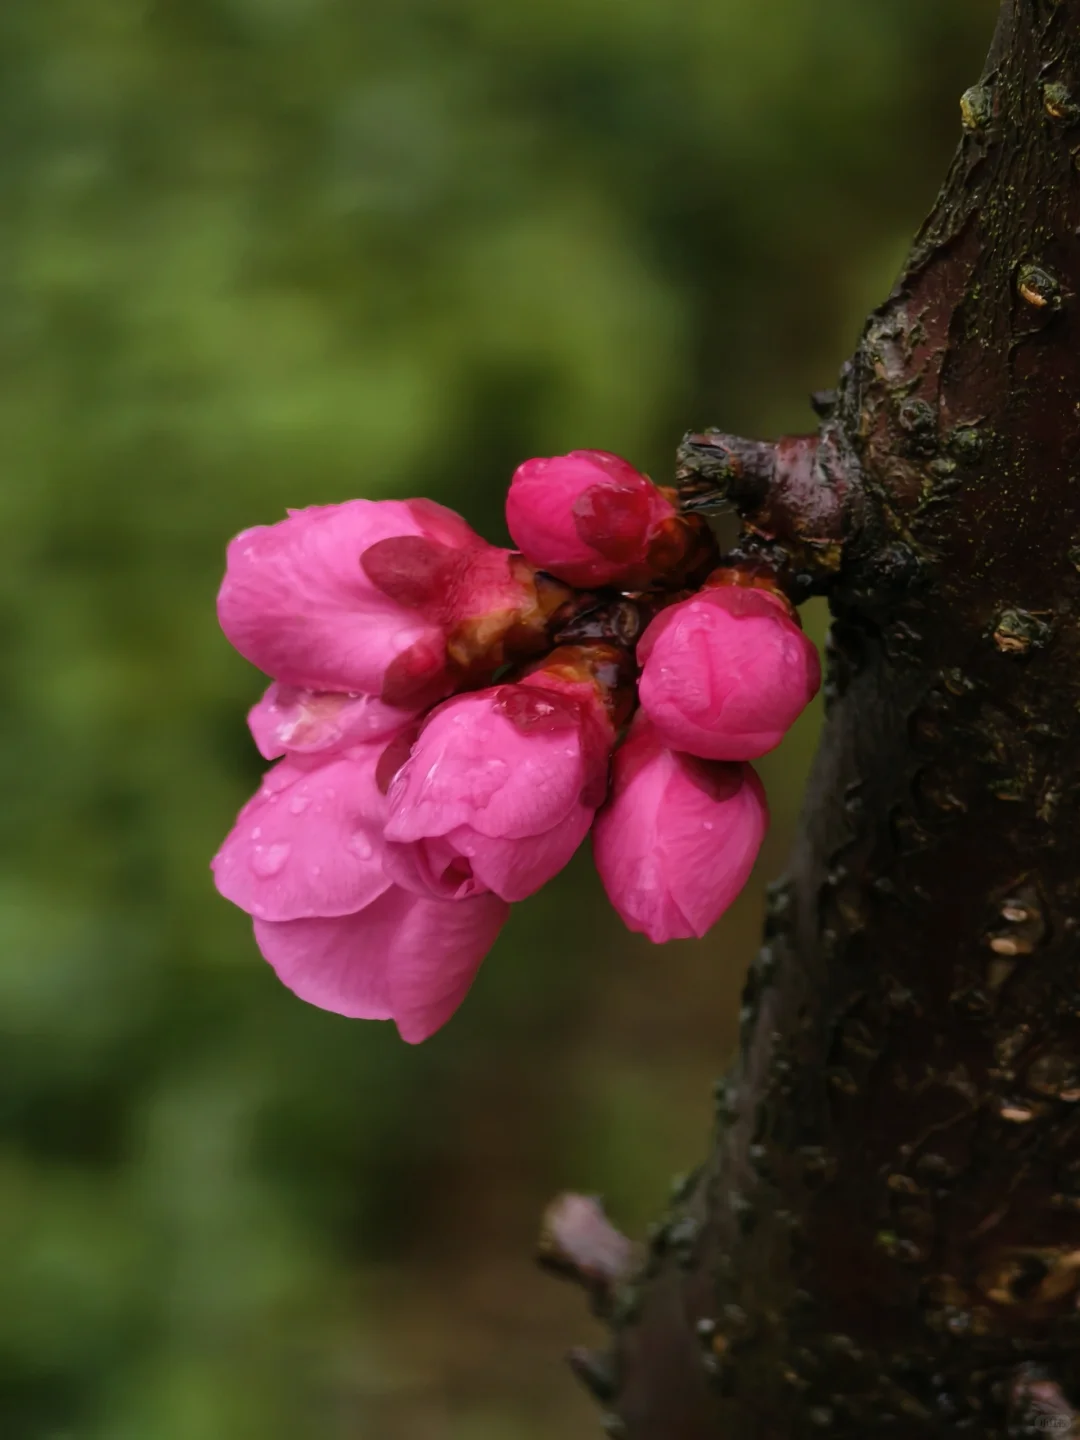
[548,2,1080,1434]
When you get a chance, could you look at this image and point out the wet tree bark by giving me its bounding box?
[550,2,1080,1435]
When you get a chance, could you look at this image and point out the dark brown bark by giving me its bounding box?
[549,2,1080,1435]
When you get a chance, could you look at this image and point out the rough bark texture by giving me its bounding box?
[560,3,1080,1435]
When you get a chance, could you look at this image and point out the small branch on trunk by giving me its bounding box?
[537,1192,637,1314]
[675,425,853,594]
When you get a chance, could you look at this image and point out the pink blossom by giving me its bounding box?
[211,738,510,1040]
[506,450,677,589]
[217,498,483,711]
[219,497,572,713]
[592,715,768,943]
[383,674,613,903]
[637,585,820,760]
[253,888,509,1044]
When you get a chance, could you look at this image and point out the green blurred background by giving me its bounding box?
[1,1,994,1436]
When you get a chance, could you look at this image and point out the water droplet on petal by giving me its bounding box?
[251,843,290,878]
[289,795,311,815]
[348,833,373,860]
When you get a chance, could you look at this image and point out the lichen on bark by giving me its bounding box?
[549,2,1080,1434]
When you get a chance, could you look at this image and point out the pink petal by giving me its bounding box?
[212,748,391,921]
[600,848,698,942]
[384,691,587,843]
[658,759,768,937]
[592,717,768,943]
[217,501,446,697]
[248,683,414,760]
[572,476,673,563]
[453,804,593,901]
[592,742,694,943]
[360,535,462,612]
[382,836,487,901]
[363,539,531,636]
[253,908,394,1020]
[446,545,531,625]
[638,589,820,761]
[384,889,510,1043]
[406,497,486,551]
[506,456,600,575]
[506,450,672,587]
[252,886,508,1037]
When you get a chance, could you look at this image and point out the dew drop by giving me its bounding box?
[348,834,373,860]
[251,843,290,877]
[289,795,311,815]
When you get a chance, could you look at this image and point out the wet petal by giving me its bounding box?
[593,715,767,943]
[658,758,768,938]
[639,587,820,761]
[382,836,486,901]
[384,692,586,843]
[248,683,414,760]
[253,907,394,1020]
[385,889,510,1043]
[456,806,593,901]
[212,749,391,921]
[252,885,508,1037]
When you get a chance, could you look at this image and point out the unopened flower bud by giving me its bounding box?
[506,450,711,590]
[638,576,820,760]
[593,714,768,943]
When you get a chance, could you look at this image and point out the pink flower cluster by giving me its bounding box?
[213,451,820,1041]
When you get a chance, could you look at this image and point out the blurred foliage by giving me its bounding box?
[0,0,993,1436]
